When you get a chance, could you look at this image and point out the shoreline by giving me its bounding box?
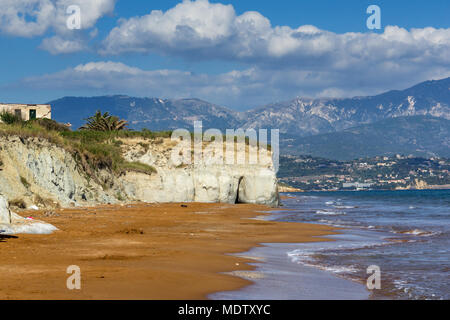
[272,190,450,300]
[210,242,370,300]
[209,196,371,300]
[288,187,450,192]
[0,202,337,299]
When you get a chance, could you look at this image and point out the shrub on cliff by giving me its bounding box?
[0,115,168,184]
[0,111,22,125]
[8,198,26,209]
[79,110,128,131]
[30,118,70,132]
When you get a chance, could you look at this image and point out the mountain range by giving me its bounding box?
[48,77,450,160]
[283,116,450,160]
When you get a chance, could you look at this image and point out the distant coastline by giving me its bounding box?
[279,154,450,192]
[281,186,450,193]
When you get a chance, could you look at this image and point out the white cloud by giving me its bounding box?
[14,61,450,109]
[3,0,450,104]
[102,0,235,54]
[101,0,450,71]
[73,61,142,74]
[0,0,116,54]
[0,0,55,37]
[39,35,85,54]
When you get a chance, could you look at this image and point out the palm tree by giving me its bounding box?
[79,111,128,131]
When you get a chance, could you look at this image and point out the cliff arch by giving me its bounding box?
[235,176,244,204]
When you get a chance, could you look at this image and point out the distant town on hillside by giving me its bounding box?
[278,155,450,191]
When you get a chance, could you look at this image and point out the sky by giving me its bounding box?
[0,0,449,110]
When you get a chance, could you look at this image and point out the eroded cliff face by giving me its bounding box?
[120,138,278,206]
[0,136,118,208]
[0,135,279,209]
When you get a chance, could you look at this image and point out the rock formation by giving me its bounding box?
[0,195,11,225]
[0,194,57,235]
[0,135,279,209]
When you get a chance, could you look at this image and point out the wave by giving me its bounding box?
[333,205,357,209]
[315,210,346,215]
[394,229,439,237]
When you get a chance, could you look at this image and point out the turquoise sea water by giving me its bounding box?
[276,190,449,300]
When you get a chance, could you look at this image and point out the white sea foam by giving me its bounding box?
[315,210,345,215]
[333,205,357,209]
[395,229,438,237]
[316,264,359,274]
[281,190,449,300]
[287,249,359,275]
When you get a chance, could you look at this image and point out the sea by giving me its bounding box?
[213,189,449,300]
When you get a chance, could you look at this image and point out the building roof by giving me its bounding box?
[0,103,51,106]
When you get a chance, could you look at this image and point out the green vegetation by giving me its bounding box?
[0,113,171,181]
[279,155,450,191]
[79,110,128,131]
[9,198,26,209]
[284,116,450,160]
[20,176,30,189]
[0,109,272,184]
[115,192,125,201]
[0,111,22,125]
[30,118,70,132]
[0,120,64,145]
[120,161,156,175]
[137,142,150,151]
[58,130,164,177]
[277,181,293,188]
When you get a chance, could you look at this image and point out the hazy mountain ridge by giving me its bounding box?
[242,78,450,135]
[282,116,450,160]
[50,96,242,131]
[48,77,450,160]
[50,77,450,135]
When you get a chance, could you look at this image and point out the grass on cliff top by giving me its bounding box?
[0,119,272,177]
[0,120,164,177]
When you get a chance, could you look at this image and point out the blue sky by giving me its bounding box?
[0,0,449,109]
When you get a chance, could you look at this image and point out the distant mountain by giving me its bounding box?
[282,116,450,160]
[49,77,450,135]
[48,77,450,160]
[49,96,241,131]
[241,77,450,136]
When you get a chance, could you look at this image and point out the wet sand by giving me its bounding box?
[211,242,370,300]
[0,202,336,299]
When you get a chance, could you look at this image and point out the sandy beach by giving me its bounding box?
[0,201,336,300]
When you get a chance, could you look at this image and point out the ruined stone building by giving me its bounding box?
[0,103,51,121]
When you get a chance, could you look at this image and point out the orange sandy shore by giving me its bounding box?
[0,202,337,300]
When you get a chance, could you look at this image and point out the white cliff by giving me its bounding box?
[0,195,11,225]
[0,135,279,210]
[120,138,279,206]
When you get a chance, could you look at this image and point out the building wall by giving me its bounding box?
[0,104,51,121]
[342,182,372,188]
